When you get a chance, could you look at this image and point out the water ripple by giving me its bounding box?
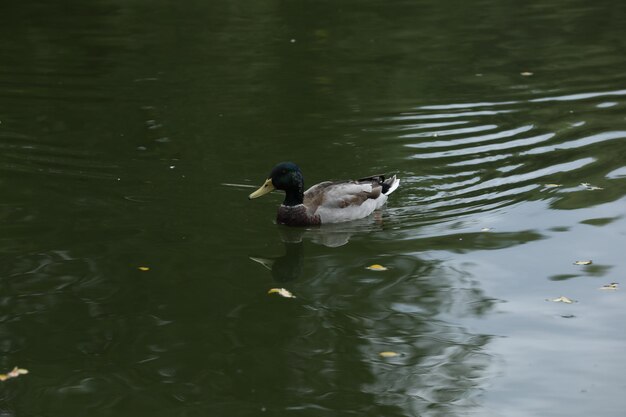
[403,124,526,146]
[521,131,626,156]
[370,87,626,227]
[529,88,626,103]
[409,133,555,160]
[390,109,517,121]
[0,132,118,180]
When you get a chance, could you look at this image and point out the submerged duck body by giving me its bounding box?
[249,162,400,227]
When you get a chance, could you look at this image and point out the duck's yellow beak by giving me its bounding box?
[248,178,275,199]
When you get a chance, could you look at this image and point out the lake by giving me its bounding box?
[1,0,625,416]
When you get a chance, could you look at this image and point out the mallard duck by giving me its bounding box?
[249,162,400,226]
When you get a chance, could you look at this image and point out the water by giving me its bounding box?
[1,0,626,416]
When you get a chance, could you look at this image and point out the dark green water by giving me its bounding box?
[2,0,626,416]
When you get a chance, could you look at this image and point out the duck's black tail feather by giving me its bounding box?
[382,175,400,195]
[356,174,400,195]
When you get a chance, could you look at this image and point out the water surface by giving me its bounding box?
[1,0,626,416]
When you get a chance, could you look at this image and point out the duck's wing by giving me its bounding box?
[323,181,383,207]
[304,180,378,207]
[303,181,334,213]
[303,180,387,223]
[302,174,400,224]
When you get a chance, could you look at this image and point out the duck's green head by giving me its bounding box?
[249,162,304,204]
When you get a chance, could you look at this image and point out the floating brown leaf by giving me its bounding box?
[599,282,619,290]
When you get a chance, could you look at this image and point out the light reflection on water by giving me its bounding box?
[368,85,626,237]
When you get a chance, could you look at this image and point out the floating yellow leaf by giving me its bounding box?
[8,367,28,377]
[0,367,28,382]
[573,260,592,265]
[547,296,576,304]
[379,351,399,358]
[268,288,296,298]
[599,282,619,290]
[138,266,150,271]
[366,264,388,271]
[520,71,534,76]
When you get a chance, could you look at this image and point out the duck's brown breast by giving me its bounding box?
[277,205,321,227]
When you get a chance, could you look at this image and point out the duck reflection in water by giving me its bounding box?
[250,215,385,282]
[250,240,304,283]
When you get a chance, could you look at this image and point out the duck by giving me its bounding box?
[248,162,400,227]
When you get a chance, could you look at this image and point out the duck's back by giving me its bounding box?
[303,176,397,224]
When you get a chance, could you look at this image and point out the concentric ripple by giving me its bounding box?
[371,88,626,227]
